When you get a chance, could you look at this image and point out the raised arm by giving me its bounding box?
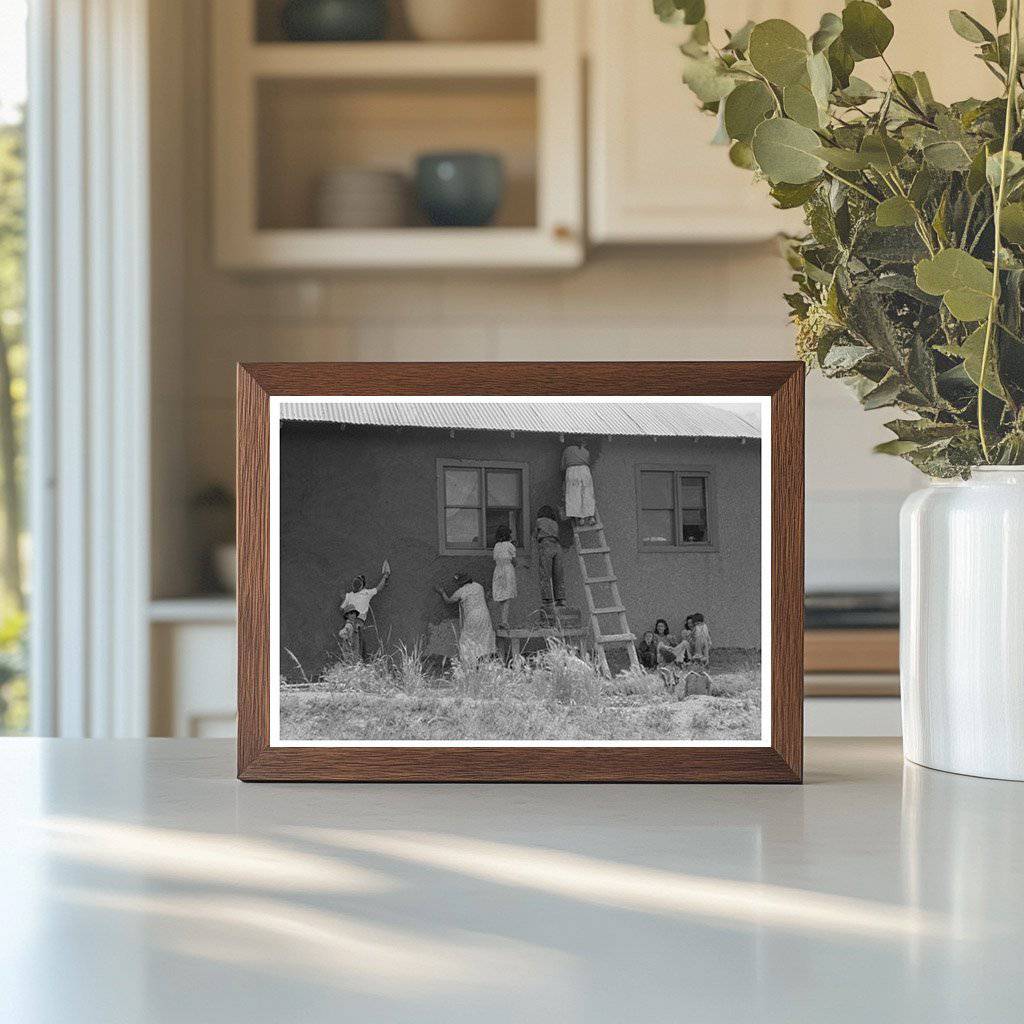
[435,585,459,605]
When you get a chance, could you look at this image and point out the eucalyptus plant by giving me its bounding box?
[658,0,1024,475]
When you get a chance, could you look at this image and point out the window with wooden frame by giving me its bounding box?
[636,466,715,552]
[437,459,529,556]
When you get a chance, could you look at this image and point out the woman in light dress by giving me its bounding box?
[436,572,496,665]
[561,439,596,523]
[491,524,518,629]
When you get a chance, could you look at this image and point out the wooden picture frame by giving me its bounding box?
[237,362,804,782]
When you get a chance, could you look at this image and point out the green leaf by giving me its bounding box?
[807,51,833,111]
[993,0,1008,24]
[909,165,936,205]
[748,19,810,87]
[752,117,827,184]
[783,83,822,128]
[827,35,855,89]
[654,0,705,25]
[915,249,994,321]
[689,20,710,46]
[948,10,993,44]
[875,196,918,228]
[912,71,935,105]
[842,1,894,60]
[836,75,877,105]
[681,55,736,103]
[923,141,973,171]
[874,439,922,456]
[724,20,755,53]
[723,81,775,143]
[770,179,820,209]
[862,374,902,410]
[860,133,905,173]
[728,140,758,169]
[814,145,872,170]
[986,150,1024,190]
[810,12,843,54]
[885,418,963,443]
[967,143,993,193]
[1000,202,1024,242]
[958,324,1007,398]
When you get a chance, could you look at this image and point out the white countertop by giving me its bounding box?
[1,738,1021,1023]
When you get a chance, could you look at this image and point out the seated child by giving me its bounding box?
[338,604,361,665]
[637,630,659,670]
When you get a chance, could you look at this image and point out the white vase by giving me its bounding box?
[900,467,1024,780]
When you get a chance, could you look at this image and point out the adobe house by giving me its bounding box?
[278,401,762,676]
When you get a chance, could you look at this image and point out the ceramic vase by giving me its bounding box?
[900,467,1024,781]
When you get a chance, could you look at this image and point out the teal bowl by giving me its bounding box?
[415,152,505,228]
[281,0,388,42]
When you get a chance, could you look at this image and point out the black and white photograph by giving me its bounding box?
[270,396,770,746]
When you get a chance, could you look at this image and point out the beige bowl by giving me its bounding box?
[314,168,409,228]
[404,0,534,41]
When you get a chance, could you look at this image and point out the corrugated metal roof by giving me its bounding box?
[279,401,760,438]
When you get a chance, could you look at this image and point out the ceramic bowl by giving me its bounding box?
[415,152,505,228]
[403,0,534,42]
[280,0,388,42]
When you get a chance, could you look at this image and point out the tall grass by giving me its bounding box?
[280,641,762,743]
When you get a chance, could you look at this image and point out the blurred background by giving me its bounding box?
[0,0,998,739]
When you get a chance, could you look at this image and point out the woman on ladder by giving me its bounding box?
[561,439,595,525]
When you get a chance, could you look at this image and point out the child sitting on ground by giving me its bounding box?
[491,524,517,629]
[637,630,659,670]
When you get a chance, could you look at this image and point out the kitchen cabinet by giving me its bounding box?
[212,0,584,269]
[587,0,999,244]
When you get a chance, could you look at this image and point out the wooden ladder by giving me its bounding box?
[572,516,640,676]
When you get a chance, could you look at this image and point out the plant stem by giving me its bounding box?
[979,0,1021,463]
[821,167,879,203]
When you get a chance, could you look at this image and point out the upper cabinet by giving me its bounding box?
[586,0,1001,245]
[211,0,584,269]
[587,0,816,243]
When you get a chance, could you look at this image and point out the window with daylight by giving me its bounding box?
[637,467,714,552]
[437,460,528,555]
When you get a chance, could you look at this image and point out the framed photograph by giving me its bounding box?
[237,362,804,782]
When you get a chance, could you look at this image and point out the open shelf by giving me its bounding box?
[254,0,538,45]
[212,0,582,268]
[257,76,537,232]
[249,42,545,78]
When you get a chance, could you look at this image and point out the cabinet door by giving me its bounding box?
[588,1,814,243]
[588,1,1003,244]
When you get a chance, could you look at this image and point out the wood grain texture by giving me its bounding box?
[236,361,805,782]
[804,629,899,674]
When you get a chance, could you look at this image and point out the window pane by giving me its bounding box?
[0,3,28,735]
[445,467,479,507]
[486,469,521,508]
[681,522,708,543]
[485,508,521,546]
[640,509,675,547]
[678,476,706,510]
[640,471,674,509]
[445,508,481,548]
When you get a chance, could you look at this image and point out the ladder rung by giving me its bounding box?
[592,605,626,615]
[595,633,636,645]
[578,546,610,555]
[584,574,617,584]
